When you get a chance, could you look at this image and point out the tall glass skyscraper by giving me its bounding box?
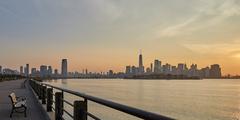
[20,66,23,75]
[25,64,29,77]
[138,52,144,73]
[210,64,221,78]
[61,59,68,78]
[154,59,161,73]
[139,54,143,67]
[40,65,48,78]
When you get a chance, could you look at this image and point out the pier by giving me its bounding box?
[0,79,174,120]
[0,79,49,120]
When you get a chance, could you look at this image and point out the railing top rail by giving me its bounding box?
[31,80,174,120]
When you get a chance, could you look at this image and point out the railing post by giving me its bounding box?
[47,88,53,112]
[32,81,34,91]
[35,82,38,95]
[74,99,88,120]
[62,91,64,115]
[34,82,37,92]
[35,82,37,93]
[36,83,39,96]
[38,84,42,99]
[55,92,63,120]
[37,83,40,97]
[42,86,47,104]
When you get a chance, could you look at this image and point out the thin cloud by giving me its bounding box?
[0,5,17,17]
[157,0,240,37]
[158,15,199,37]
[183,40,240,56]
[75,0,123,22]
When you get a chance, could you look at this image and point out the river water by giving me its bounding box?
[44,79,240,120]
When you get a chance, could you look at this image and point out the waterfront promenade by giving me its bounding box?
[0,79,48,120]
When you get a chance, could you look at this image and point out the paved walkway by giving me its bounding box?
[0,79,49,120]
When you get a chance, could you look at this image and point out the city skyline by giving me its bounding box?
[1,0,240,75]
[0,52,223,78]
[0,52,233,76]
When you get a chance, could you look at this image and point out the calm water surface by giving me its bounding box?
[44,79,240,120]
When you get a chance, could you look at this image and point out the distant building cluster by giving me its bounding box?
[0,58,124,79]
[0,65,19,75]
[13,59,68,78]
[0,52,224,79]
[125,52,222,78]
[30,59,68,78]
[67,69,124,79]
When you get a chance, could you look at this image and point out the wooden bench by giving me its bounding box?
[9,93,27,118]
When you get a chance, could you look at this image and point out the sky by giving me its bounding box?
[0,0,240,75]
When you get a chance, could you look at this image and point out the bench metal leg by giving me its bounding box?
[24,107,27,117]
[10,107,27,118]
[10,108,13,118]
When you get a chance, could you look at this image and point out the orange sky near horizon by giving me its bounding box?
[2,50,240,75]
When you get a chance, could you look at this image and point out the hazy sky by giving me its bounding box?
[1,0,240,75]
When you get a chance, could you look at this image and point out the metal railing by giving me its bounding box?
[29,79,174,120]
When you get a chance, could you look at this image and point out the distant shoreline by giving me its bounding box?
[35,77,240,81]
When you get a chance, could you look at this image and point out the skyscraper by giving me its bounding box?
[210,64,221,78]
[146,67,152,73]
[125,66,131,75]
[139,53,143,68]
[0,66,2,74]
[25,64,29,77]
[138,52,144,74]
[200,67,210,78]
[31,68,37,77]
[61,59,68,78]
[20,66,23,75]
[154,59,161,73]
[108,70,114,76]
[54,69,58,75]
[171,66,177,75]
[48,66,53,77]
[40,65,48,78]
[131,66,137,75]
[188,64,199,77]
[177,63,187,75]
[162,63,171,74]
[150,63,153,73]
